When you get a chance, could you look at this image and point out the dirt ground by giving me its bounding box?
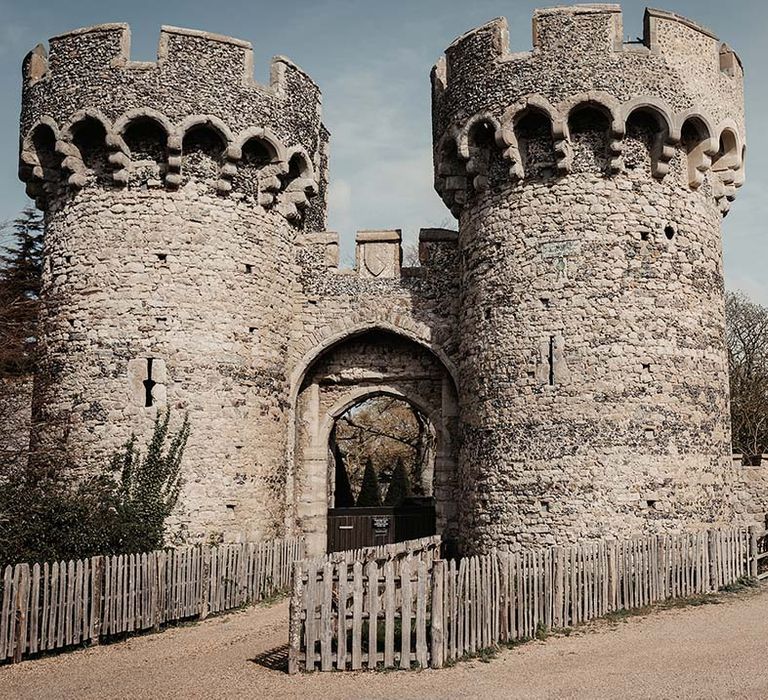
[2,584,768,700]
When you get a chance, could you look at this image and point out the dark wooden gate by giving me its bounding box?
[327,504,436,552]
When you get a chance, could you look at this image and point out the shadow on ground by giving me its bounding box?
[249,643,289,673]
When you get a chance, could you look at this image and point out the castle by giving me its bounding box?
[17,5,751,555]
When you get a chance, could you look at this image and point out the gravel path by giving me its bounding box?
[2,585,768,699]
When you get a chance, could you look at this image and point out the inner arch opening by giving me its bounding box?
[330,394,436,507]
[291,327,458,555]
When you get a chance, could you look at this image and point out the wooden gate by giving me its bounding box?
[327,505,436,552]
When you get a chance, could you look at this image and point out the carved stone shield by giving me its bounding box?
[363,242,390,277]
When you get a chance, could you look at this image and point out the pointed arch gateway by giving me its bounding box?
[290,326,458,556]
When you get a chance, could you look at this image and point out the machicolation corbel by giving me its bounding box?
[432,6,745,217]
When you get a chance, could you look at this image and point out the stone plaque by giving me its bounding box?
[355,229,401,278]
[363,242,390,277]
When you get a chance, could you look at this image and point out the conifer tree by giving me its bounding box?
[0,206,44,375]
[384,458,411,506]
[332,443,355,507]
[355,458,382,507]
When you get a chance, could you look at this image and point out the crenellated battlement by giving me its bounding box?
[298,227,459,280]
[19,24,327,226]
[25,24,319,101]
[432,6,745,217]
[436,6,737,91]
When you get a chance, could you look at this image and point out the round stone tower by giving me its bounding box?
[432,5,746,552]
[18,24,327,540]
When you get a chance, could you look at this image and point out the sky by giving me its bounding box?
[0,0,765,302]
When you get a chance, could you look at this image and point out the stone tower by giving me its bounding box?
[18,24,327,539]
[432,5,746,552]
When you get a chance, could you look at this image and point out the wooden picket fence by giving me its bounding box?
[289,527,759,673]
[437,528,749,664]
[289,534,440,673]
[316,536,442,569]
[0,536,304,664]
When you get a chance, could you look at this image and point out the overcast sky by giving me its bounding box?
[0,0,764,303]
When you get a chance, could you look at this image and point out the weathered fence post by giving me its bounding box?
[430,560,445,669]
[288,560,304,675]
[749,526,759,579]
[91,556,104,644]
[12,564,30,663]
[199,547,211,620]
[708,530,718,592]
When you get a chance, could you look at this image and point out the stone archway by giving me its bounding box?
[291,327,458,555]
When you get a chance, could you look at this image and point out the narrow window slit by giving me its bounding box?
[143,357,157,407]
[548,335,556,386]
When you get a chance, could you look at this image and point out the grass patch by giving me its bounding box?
[722,576,759,593]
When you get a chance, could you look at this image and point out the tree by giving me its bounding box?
[384,458,411,506]
[332,442,355,508]
[356,458,382,507]
[332,396,435,499]
[0,206,44,376]
[402,242,420,267]
[726,292,768,464]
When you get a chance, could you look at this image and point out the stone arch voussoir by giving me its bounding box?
[288,315,457,408]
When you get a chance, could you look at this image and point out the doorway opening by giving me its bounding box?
[327,394,436,551]
[291,326,458,556]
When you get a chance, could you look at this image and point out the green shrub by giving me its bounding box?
[108,408,189,553]
[0,409,189,565]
